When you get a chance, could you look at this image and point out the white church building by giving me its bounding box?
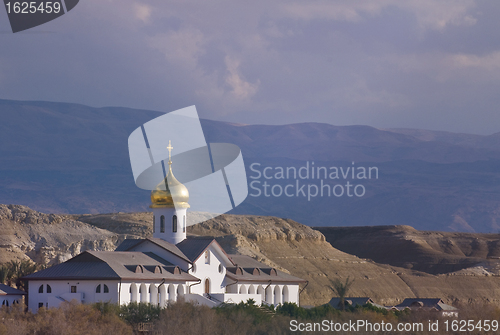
[23,144,306,311]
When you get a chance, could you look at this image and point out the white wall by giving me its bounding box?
[27,280,119,312]
[212,293,262,305]
[120,281,188,307]
[231,283,300,306]
[188,245,227,295]
[152,207,187,245]
[27,279,301,312]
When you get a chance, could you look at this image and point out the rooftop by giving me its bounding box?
[22,250,198,282]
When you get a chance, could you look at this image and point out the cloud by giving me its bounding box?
[148,28,206,69]
[449,51,500,70]
[2,0,500,134]
[399,0,477,31]
[280,0,477,31]
[134,3,152,23]
[224,56,260,100]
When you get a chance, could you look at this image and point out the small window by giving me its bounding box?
[2,300,8,306]
[173,215,177,233]
[205,250,210,264]
[38,285,43,293]
[218,263,223,274]
[38,302,43,309]
[160,215,165,233]
[47,285,52,293]
[71,286,77,293]
[103,284,109,293]
[153,216,155,233]
[96,284,101,293]
[183,216,186,233]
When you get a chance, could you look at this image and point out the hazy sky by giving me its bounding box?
[1,0,500,134]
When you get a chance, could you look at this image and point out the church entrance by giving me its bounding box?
[204,279,210,294]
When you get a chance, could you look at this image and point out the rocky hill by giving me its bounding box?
[318,225,500,275]
[0,205,131,265]
[3,205,500,306]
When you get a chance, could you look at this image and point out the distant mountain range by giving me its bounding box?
[2,98,500,232]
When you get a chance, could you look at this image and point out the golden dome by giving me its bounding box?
[150,141,190,208]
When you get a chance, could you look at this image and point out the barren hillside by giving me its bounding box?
[3,206,500,306]
[77,211,500,306]
[0,205,132,265]
[317,225,500,274]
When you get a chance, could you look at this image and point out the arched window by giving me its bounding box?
[96,284,101,293]
[183,216,186,233]
[38,285,43,293]
[160,215,165,233]
[47,285,52,293]
[204,279,210,294]
[274,286,281,305]
[2,300,8,306]
[239,285,247,294]
[153,216,155,233]
[205,250,210,264]
[172,215,177,232]
[103,284,109,293]
[130,283,138,302]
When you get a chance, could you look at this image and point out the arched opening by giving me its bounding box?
[130,283,138,302]
[172,215,177,232]
[103,284,109,293]
[248,285,256,295]
[168,284,176,302]
[96,284,101,293]
[47,285,51,293]
[2,300,8,307]
[177,285,185,301]
[257,285,265,302]
[38,285,43,293]
[160,216,165,233]
[159,285,167,307]
[274,286,281,305]
[150,284,158,305]
[239,284,247,294]
[183,215,186,233]
[265,286,273,305]
[282,285,289,303]
[204,278,210,294]
[153,215,155,233]
[140,283,148,303]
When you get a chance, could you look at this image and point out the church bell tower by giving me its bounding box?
[150,140,189,245]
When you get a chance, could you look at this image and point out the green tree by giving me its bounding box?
[0,266,7,284]
[330,276,355,311]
